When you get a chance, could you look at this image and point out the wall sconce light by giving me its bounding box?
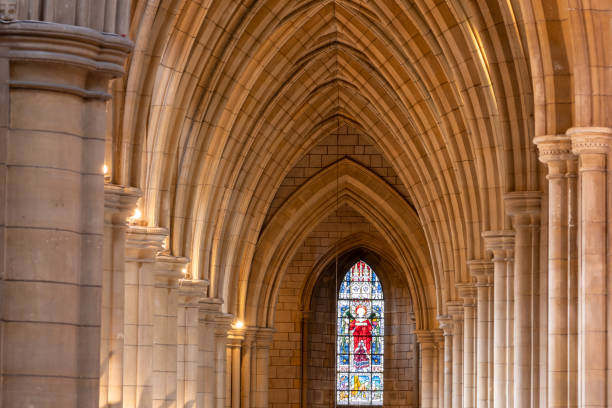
[128,208,142,224]
[181,267,192,280]
[103,164,111,182]
[232,319,244,329]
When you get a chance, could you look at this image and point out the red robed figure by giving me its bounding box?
[348,305,377,364]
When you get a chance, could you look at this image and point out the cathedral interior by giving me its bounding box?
[0,0,611,407]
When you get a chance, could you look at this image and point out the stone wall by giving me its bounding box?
[268,205,419,408]
[263,127,412,228]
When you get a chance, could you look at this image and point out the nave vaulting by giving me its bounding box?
[0,0,611,407]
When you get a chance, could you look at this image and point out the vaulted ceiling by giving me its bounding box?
[107,0,606,329]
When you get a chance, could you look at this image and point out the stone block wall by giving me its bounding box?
[268,205,419,408]
[263,126,411,228]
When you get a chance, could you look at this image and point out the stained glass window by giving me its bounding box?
[337,260,384,405]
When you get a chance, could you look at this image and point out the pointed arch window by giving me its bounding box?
[337,260,384,405]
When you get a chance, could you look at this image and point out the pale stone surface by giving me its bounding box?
[1,1,611,408]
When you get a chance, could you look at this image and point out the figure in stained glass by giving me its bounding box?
[347,305,378,369]
[336,260,384,405]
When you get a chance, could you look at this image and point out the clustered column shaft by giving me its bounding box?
[483,230,515,408]
[535,135,577,407]
[0,20,131,408]
[418,128,612,408]
[569,127,612,408]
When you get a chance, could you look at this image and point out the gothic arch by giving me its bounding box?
[243,158,437,332]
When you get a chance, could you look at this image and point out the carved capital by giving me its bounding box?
[569,127,612,156]
[228,326,246,345]
[432,329,444,345]
[199,297,223,323]
[467,259,493,285]
[125,226,168,262]
[178,279,209,306]
[255,327,276,349]
[482,230,515,259]
[437,315,454,335]
[214,313,234,339]
[154,255,188,288]
[504,191,542,226]
[0,21,132,100]
[104,184,141,226]
[415,330,436,345]
[456,282,477,305]
[447,301,464,321]
[534,135,574,163]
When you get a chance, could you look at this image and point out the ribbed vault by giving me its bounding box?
[105,0,573,322]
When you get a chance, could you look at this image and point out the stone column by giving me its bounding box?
[505,191,541,408]
[240,329,256,408]
[215,314,233,408]
[251,328,276,408]
[99,184,140,407]
[438,316,453,408]
[177,279,208,407]
[457,283,477,408]
[535,135,577,408]
[0,18,130,408]
[152,256,188,408]
[434,330,445,408]
[468,260,493,408]
[123,226,168,407]
[569,127,612,408]
[416,331,437,408]
[505,248,515,408]
[567,157,578,408]
[228,327,245,408]
[448,302,464,408]
[482,230,515,408]
[198,298,223,408]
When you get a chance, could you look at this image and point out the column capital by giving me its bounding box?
[504,191,542,217]
[456,282,477,305]
[415,330,436,345]
[199,297,223,322]
[242,327,259,347]
[437,315,454,335]
[126,226,168,262]
[432,329,444,345]
[534,135,575,163]
[178,279,209,306]
[255,327,276,349]
[215,313,234,339]
[447,301,465,321]
[568,127,612,155]
[482,230,515,259]
[228,327,246,346]
[467,259,493,285]
[0,21,132,100]
[104,184,141,226]
[154,255,188,288]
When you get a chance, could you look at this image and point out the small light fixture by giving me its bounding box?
[128,207,142,224]
[233,319,244,329]
[103,164,111,182]
[181,267,193,280]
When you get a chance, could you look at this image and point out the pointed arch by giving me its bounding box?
[243,158,438,331]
